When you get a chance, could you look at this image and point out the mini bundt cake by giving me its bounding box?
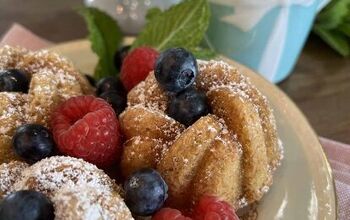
[120,60,283,211]
[0,46,94,164]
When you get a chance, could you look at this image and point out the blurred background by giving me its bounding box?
[0,0,349,144]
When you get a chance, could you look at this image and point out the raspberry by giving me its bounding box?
[152,208,192,220]
[192,196,239,220]
[121,47,159,91]
[51,96,122,167]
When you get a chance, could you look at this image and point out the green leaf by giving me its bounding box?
[190,47,217,60]
[79,7,123,79]
[132,0,210,51]
[316,0,350,29]
[146,7,162,21]
[338,23,350,37]
[314,25,350,56]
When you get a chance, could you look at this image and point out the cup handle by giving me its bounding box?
[317,0,330,12]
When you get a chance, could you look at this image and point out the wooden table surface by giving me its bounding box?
[1,0,349,144]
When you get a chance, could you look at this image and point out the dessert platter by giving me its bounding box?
[0,40,337,220]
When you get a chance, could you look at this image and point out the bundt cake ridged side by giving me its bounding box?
[196,60,282,171]
[191,130,242,209]
[120,104,186,179]
[157,115,222,209]
[120,105,185,142]
[208,87,270,203]
[121,136,163,178]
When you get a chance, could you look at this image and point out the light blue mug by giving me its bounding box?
[206,0,330,83]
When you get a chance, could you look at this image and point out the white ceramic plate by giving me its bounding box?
[49,40,337,220]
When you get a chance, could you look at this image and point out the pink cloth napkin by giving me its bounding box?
[0,23,52,50]
[320,137,350,219]
[1,23,349,219]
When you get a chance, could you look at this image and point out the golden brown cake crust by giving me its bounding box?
[120,59,283,211]
[191,130,243,209]
[208,87,271,203]
[120,105,185,142]
[0,46,94,164]
[196,60,282,170]
[121,136,164,178]
[157,115,222,209]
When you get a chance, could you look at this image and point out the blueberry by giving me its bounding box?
[0,69,29,93]
[0,190,54,220]
[96,76,126,96]
[99,91,127,114]
[155,48,197,93]
[124,168,168,216]
[167,88,210,126]
[85,74,96,87]
[114,45,131,71]
[13,124,55,164]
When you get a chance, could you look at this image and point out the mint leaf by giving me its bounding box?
[191,47,217,60]
[316,0,350,29]
[146,7,162,21]
[314,25,350,56]
[313,0,350,56]
[132,0,210,51]
[339,23,350,37]
[79,7,122,79]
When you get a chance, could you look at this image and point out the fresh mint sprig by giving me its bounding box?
[79,0,216,79]
[79,7,123,79]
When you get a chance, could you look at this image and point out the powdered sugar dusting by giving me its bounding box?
[12,156,121,198]
[0,161,28,197]
[52,185,133,220]
[121,104,185,140]
[0,92,27,136]
[127,72,168,113]
[26,68,83,127]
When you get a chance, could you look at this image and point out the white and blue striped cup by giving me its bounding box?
[207,0,330,83]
